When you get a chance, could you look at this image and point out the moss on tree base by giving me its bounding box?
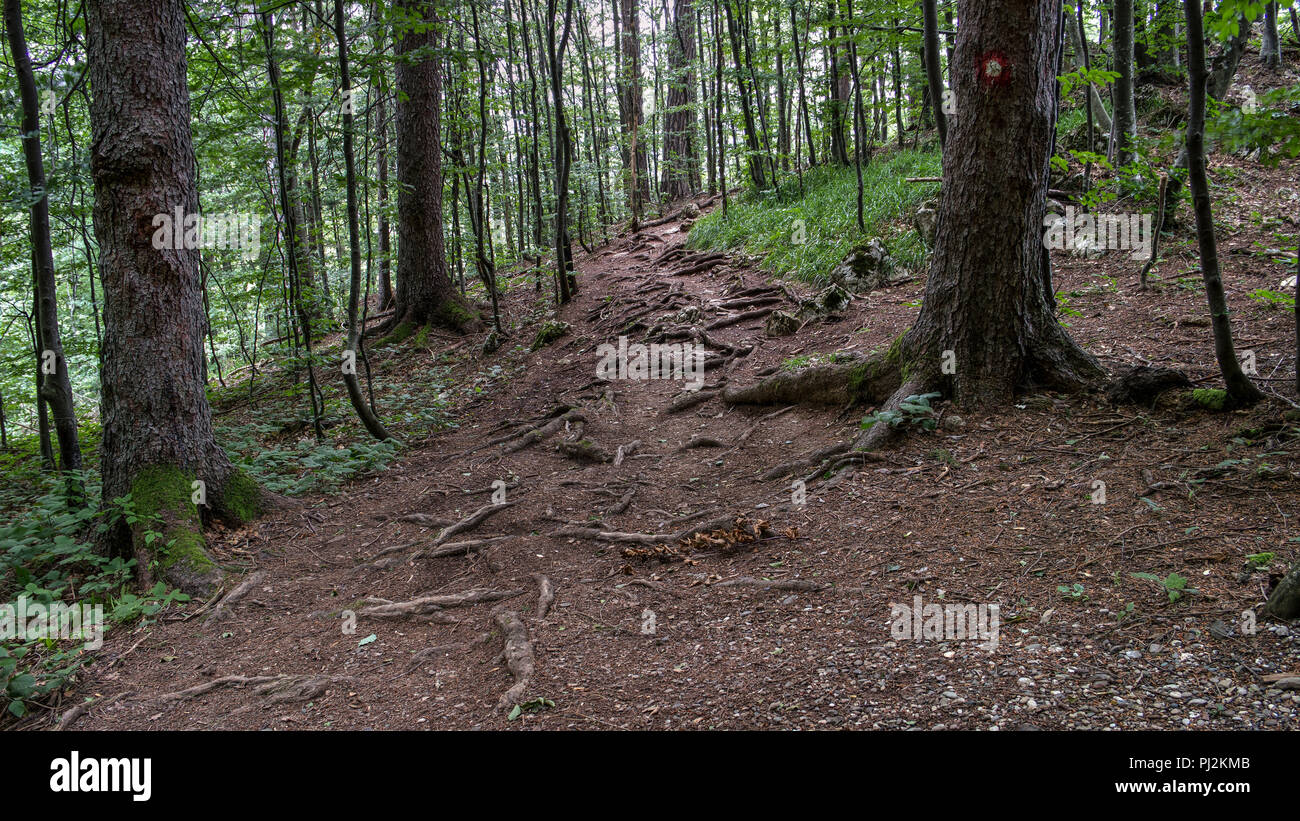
[124,464,262,597]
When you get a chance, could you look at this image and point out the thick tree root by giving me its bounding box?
[607,484,637,514]
[408,501,516,560]
[548,526,671,545]
[358,587,525,619]
[665,388,719,414]
[679,435,728,451]
[705,307,775,330]
[724,353,899,407]
[533,574,555,619]
[557,438,613,463]
[416,536,513,560]
[613,440,640,466]
[494,610,536,711]
[396,513,452,526]
[497,408,585,453]
[762,443,851,480]
[203,571,264,626]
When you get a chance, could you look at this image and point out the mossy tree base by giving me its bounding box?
[119,464,265,598]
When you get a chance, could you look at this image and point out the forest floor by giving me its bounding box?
[52,64,1300,733]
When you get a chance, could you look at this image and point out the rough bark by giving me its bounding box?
[900,0,1104,406]
[615,0,650,223]
[87,0,264,595]
[391,0,483,335]
[661,0,700,200]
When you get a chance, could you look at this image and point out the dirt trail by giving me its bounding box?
[67,191,1300,731]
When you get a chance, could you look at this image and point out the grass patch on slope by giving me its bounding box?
[686,149,941,284]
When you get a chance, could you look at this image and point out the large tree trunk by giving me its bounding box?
[726,0,1103,426]
[5,0,83,499]
[902,0,1103,407]
[375,51,395,311]
[661,0,700,200]
[615,0,650,224]
[87,0,264,596]
[390,0,482,335]
[548,0,578,300]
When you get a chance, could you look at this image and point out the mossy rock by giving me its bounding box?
[531,320,571,351]
[1191,388,1229,411]
[765,310,800,337]
[828,238,897,292]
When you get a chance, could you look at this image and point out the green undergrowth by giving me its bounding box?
[686,149,942,284]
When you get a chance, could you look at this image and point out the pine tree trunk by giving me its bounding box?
[616,0,650,223]
[391,0,482,333]
[662,0,700,200]
[902,0,1103,407]
[87,0,264,595]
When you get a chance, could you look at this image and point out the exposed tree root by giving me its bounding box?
[502,409,586,452]
[850,376,930,451]
[533,574,555,619]
[152,673,347,704]
[679,434,728,451]
[705,307,775,330]
[358,587,525,619]
[710,576,828,592]
[665,388,719,414]
[724,353,900,407]
[607,484,637,514]
[494,610,535,711]
[734,406,796,447]
[762,443,851,480]
[403,635,492,675]
[414,536,512,561]
[548,525,671,545]
[396,513,452,526]
[410,501,516,558]
[557,438,613,463]
[203,571,264,626]
[156,675,279,703]
[57,692,127,730]
[613,440,640,466]
[672,255,730,277]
